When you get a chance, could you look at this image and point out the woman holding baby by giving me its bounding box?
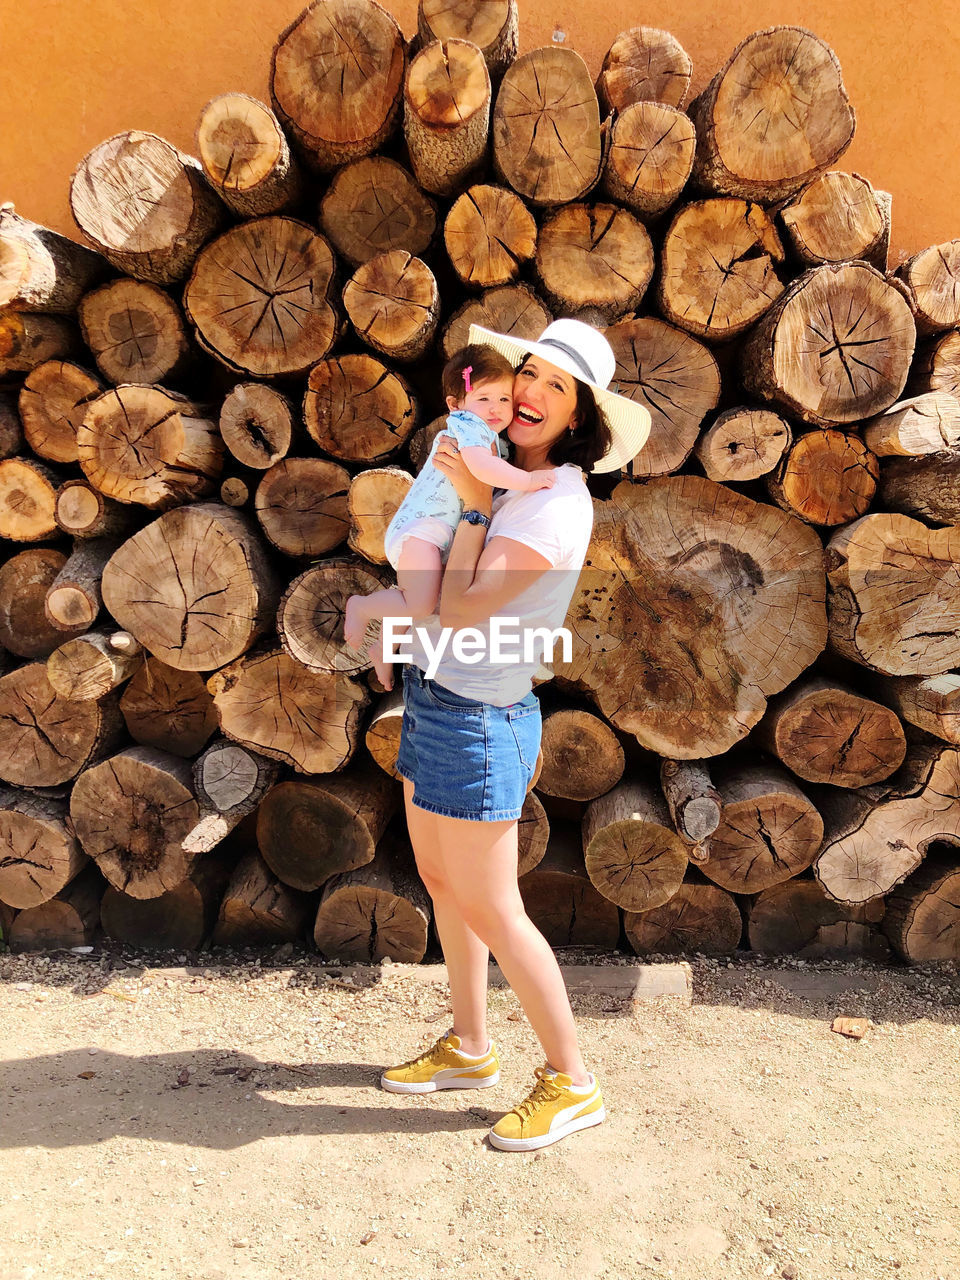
[347,319,650,1152]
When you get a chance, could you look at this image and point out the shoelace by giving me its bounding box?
[408,1036,450,1068]
[511,1067,564,1121]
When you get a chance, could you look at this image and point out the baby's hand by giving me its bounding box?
[529,471,556,491]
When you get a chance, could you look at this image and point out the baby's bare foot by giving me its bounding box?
[343,594,371,650]
[371,647,395,691]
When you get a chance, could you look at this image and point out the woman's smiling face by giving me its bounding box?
[510,356,579,453]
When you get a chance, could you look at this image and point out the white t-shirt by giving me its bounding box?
[403,463,594,705]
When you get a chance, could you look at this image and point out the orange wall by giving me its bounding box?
[1,0,959,262]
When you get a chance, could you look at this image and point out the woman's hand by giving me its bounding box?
[432,434,494,511]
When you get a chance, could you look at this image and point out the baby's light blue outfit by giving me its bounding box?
[383,409,506,570]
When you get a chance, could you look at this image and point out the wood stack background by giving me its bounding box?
[2,0,959,967]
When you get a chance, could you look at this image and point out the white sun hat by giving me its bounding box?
[466,317,651,473]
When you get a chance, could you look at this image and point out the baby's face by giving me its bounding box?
[457,377,515,432]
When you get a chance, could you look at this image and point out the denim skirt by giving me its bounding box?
[395,664,541,822]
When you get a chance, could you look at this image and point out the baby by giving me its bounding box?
[344,343,555,687]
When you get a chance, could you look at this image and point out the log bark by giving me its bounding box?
[314,832,430,962]
[493,48,602,206]
[779,171,889,269]
[0,662,123,787]
[601,103,696,219]
[518,826,620,949]
[441,283,552,361]
[70,745,201,898]
[882,850,960,963]
[408,414,448,472]
[196,92,303,216]
[119,657,218,757]
[44,538,118,634]
[741,262,916,426]
[54,480,135,539]
[19,360,103,464]
[896,239,960,334]
[348,467,413,563]
[220,384,294,470]
[878,452,960,524]
[405,39,490,197]
[814,741,960,904]
[77,384,222,509]
[101,851,232,949]
[756,676,906,787]
[365,688,404,779]
[883,673,960,744]
[256,763,398,890]
[208,648,369,774]
[255,457,351,557]
[695,407,791,482]
[582,780,689,912]
[605,318,720,477]
[183,741,279,856]
[418,0,517,80]
[304,354,418,463]
[77,279,193,386]
[556,476,827,757]
[535,204,654,325]
[747,878,886,955]
[184,216,339,377]
[46,628,144,701]
[0,207,111,312]
[910,330,960,399]
[8,864,103,952]
[319,156,437,268]
[444,184,536,289]
[0,456,61,541]
[536,708,624,801]
[517,790,549,877]
[344,251,439,363]
[698,764,824,894]
[765,429,879,526]
[70,131,224,283]
[596,26,692,113]
[102,503,280,671]
[212,849,312,946]
[0,548,67,659]
[0,312,79,378]
[0,392,22,458]
[862,392,960,457]
[825,513,960,675]
[624,881,742,956]
[659,759,722,848]
[658,199,785,340]
[271,0,405,170]
[278,557,390,674]
[0,788,86,909]
[688,27,855,202]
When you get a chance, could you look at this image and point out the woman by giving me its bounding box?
[379,319,651,1152]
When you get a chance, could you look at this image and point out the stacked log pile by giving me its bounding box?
[2,0,960,967]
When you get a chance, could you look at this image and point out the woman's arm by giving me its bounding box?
[432,436,553,629]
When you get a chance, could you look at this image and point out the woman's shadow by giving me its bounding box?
[0,1048,496,1150]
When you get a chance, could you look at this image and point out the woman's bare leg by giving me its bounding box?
[431,810,590,1083]
[402,780,490,1055]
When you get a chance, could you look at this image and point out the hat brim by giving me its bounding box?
[467,323,651,473]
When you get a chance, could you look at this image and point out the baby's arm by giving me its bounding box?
[458,444,554,491]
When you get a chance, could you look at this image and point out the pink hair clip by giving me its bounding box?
[462,366,473,393]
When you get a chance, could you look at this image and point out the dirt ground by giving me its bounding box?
[1,945,959,1280]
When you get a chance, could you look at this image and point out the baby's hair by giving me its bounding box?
[442,344,515,403]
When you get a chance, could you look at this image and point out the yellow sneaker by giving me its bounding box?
[380,1030,500,1094]
[488,1067,605,1151]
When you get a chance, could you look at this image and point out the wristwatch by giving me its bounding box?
[460,509,491,529]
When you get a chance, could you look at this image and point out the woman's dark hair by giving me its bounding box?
[544,377,612,473]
